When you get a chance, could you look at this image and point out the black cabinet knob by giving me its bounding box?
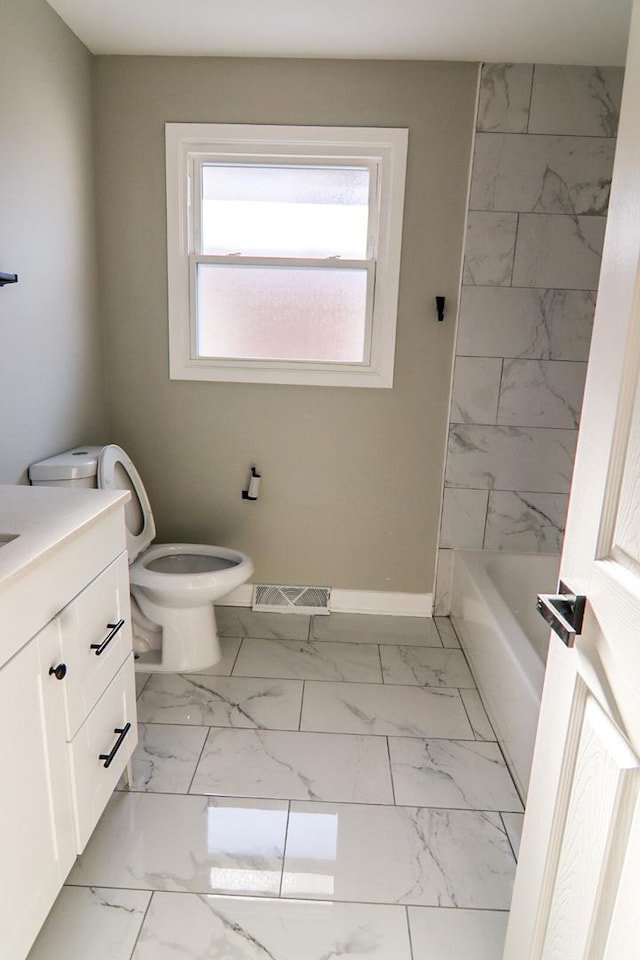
[48,663,67,680]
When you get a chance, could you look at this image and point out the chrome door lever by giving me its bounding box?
[536,581,586,647]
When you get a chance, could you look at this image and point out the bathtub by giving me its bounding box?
[451,550,559,801]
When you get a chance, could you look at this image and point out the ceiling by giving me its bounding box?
[47,0,632,66]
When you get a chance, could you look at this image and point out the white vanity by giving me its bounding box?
[0,485,137,960]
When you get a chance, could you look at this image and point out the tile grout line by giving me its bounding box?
[185,725,213,795]
[499,811,520,863]
[63,881,512,912]
[297,680,306,731]
[386,736,397,805]
[228,637,245,676]
[126,890,154,960]
[278,801,292,898]
[405,904,416,960]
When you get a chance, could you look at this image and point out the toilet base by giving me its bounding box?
[130,589,222,673]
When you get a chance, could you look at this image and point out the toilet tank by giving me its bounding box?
[29,446,103,488]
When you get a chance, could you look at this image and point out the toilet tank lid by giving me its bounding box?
[28,446,103,481]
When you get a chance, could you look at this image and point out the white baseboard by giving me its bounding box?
[330,589,433,617]
[218,584,433,617]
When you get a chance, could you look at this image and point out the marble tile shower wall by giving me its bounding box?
[435,63,624,613]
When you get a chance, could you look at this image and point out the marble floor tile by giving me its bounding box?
[233,637,383,683]
[460,689,497,741]
[434,617,460,648]
[135,672,149,698]
[380,645,475,688]
[133,892,413,960]
[216,606,310,641]
[136,673,303,730]
[502,812,525,859]
[281,801,516,908]
[69,792,289,897]
[27,886,151,960]
[408,905,509,960]
[118,723,208,793]
[194,635,242,675]
[311,612,442,646]
[301,682,473,739]
[388,738,523,811]
[190,728,394,804]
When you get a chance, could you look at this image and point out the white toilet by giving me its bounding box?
[29,445,254,673]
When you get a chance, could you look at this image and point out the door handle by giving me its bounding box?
[536,581,586,647]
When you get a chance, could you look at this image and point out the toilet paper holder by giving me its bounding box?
[242,466,261,501]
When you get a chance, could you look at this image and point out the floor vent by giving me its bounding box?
[252,584,331,615]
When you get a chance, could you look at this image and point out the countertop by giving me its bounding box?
[0,484,129,594]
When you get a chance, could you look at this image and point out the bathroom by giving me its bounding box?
[1,0,637,957]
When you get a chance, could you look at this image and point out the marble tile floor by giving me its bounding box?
[28,610,522,959]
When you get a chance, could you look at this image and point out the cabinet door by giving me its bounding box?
[0,620,75,960]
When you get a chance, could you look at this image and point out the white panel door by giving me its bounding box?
[504,5,640,957]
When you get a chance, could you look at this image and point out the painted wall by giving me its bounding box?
[93,57,478,594]
[435,63,624,613]
[0,0,107,484]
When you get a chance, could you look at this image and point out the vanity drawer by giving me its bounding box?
[69,653,137,852]
[60,552,132,738]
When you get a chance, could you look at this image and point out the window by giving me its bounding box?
[165,123,408,387]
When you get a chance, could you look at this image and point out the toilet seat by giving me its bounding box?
[98,444,156,562]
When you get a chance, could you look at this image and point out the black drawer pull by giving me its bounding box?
[49,663,67,680]
[99,722,132,769]
[90,618,125,656]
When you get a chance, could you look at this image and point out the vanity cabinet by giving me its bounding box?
[0,619,76,960]
[0,487,137,960]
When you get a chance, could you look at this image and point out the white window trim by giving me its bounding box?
[165,122,408,388]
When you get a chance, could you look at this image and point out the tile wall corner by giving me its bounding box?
[435,62,624,611]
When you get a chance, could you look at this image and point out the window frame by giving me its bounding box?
[165,123,408,388]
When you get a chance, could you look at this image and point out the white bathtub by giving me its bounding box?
[451,550,559,801]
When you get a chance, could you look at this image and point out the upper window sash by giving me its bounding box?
[189,155,381,263]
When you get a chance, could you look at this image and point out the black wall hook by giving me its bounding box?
[0,273,18,287]
[435,296,445,322]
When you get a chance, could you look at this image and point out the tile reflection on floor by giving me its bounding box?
[30,610,518,959]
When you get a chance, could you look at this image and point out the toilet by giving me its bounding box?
[29,445,253,673]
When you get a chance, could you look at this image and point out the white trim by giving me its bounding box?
[217,584,433,616]
[165,122,408,388]
[330,589,433,617]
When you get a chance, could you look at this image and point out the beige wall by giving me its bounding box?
[0,0,107,484]
[94,56,477,593]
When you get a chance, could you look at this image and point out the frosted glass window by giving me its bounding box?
[165,122,408,386]
[196,264,368,362]
[201,165,370,259]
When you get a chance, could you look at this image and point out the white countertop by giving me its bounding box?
[0,484,129,594]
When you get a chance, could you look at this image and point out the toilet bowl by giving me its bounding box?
[29,444,253,673]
